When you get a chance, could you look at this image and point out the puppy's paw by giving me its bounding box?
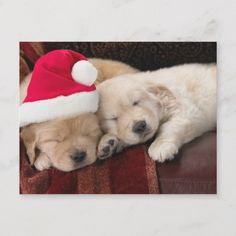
[97,134,121,160]
[148,141,178,163]
[34,153,51,171]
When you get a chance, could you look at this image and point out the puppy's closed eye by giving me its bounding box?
[110,117,118,121]
[105,116,118,121]
[132,101,139,106]
[43,138,64,143]
[129,89,145,106]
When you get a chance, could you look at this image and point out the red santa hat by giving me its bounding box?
[20,49,98,127]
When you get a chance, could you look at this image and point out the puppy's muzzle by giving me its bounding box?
[132,120,147,134]
[71,151,86,163]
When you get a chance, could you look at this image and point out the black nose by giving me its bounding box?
[132,120,147,134]
[71,151,86,163]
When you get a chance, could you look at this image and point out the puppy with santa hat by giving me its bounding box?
[20,49,102,171]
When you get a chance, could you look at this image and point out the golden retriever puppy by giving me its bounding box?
[97,63,216,162]
[21,114,102,171]
[20,58,138,171]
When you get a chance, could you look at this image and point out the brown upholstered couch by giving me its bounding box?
[20,42,216,194]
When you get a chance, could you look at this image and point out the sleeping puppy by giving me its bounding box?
[21,114,102,171]
[97,63,216,162]
[20,58,138,171]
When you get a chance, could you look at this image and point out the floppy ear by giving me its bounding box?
[20,126,38,165]
[146,82,176,108]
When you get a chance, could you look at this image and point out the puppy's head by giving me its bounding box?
[21,113,102,172]
[97,75,169,145]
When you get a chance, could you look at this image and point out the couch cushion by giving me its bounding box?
[157,131,216,194]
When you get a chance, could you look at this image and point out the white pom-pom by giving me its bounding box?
[71,60,97,86]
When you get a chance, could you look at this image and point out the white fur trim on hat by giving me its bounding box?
[71,60,97,86]
[20,90,99,127]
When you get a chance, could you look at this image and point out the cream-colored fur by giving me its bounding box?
[97,63,216,162]
[20,58,138,171]
[90,58,139,84]
[21,114,102,171]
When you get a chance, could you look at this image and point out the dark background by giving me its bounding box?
[44,42,216,71]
